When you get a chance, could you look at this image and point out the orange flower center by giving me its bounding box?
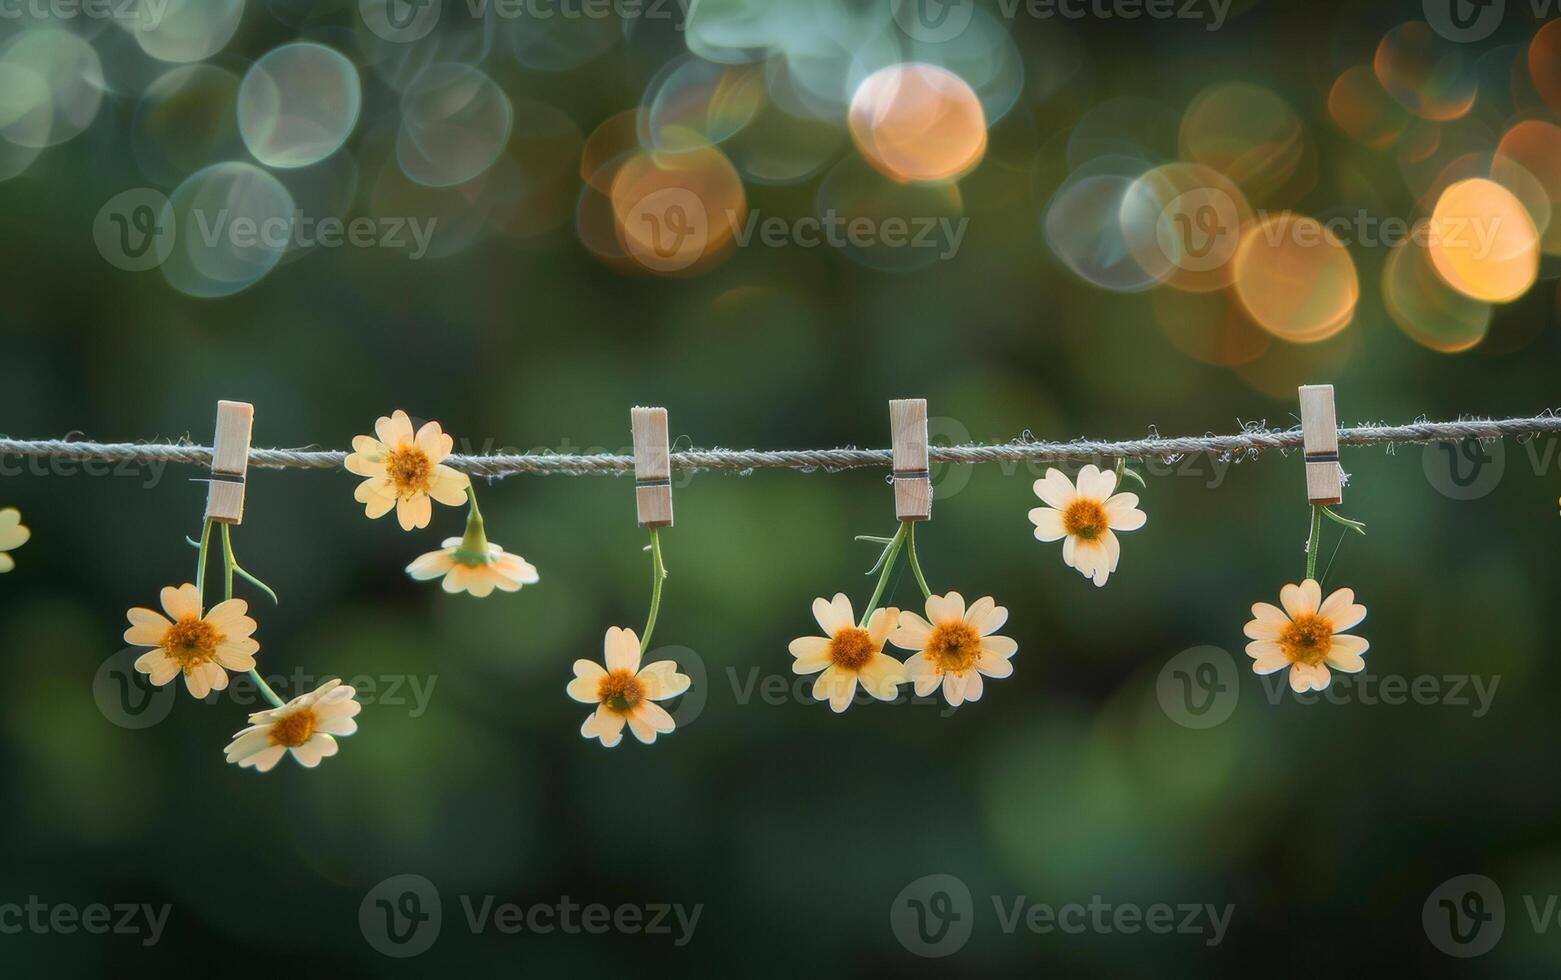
[829,627,876,671]
[1280,614,1334,666]
[598,669,646,713]
[926,621,981,673]
[268,708,318,748]
[1063,498,1108,540]
[385,445,433,496]
[162,616,220,671]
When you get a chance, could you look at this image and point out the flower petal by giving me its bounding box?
[965,596,1008,635]
[160,583,201,621]
[1032,469,1077,509]
[788,635,832,674]
[1328,632,1369,667]
[925,591,965,626]
[813,665,857,713]
[581,706,626,747]
[639,660,690,700]
[376,410,414,448]
[604,626,642,674]
[1319,587,1367,633]
[813,594,854,635]
[865,606,897,648]
[888,610,932,651]
[568,659,608,702]
[407,548,455,580]
[1028,507,1066,542]
[858,653,906,700]
[980,634,1017,660]
[396,494,432,531]
[428,466,470,505]
[1077,463,1117,500]
[415,420,453,463]
[1280,580,1322,618]
[1104,493,1146,531]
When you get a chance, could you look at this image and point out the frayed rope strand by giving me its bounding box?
[1,414,1558,479]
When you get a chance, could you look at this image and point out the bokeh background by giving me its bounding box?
[2,0,1561,974]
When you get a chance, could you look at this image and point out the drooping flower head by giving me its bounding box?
[345,409,470,531]
[1028,464,1147,587]
[124,584,259,698]
[1244,579,1368,693]
[569,627,690,746]
[889,591,1016,707]
[224,679,362,772]
[788,594,907,712]
[407,538,539,597]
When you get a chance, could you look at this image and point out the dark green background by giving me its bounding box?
[3,0,1560,975]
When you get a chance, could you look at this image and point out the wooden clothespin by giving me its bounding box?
[890,398,931,521]
[631,406,673,528]
[205,400,254,524]
[1298,384,1342,506]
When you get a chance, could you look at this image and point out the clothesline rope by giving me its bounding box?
[2,414,1556,479]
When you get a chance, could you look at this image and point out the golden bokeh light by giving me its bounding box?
[847,63,987,185]
[1374,21,1477,122]
[1383,237,1492,353]
[1427,177,1539,303]
[1179,82,1309,204]
[609,145,746,275]
[1528,20,1561,117]
[1496,120,1561,255]
[1120,161,1252,293]
[1232,213,1359,343]
[1328,65,1410,150]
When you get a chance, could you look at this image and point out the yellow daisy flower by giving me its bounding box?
[787,594,906,713]
[124,583,259,698]
[344,409,470,531]
[1028,464,1147,587]
[407,537,539,597]
[0,507,29,573]
[1244,579,1368,693]
[224,679,362,772]
[568,627,690,747]
[889,592,1017,706]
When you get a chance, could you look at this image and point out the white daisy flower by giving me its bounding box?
[1028,464,1147,587]
[224,679,362,772]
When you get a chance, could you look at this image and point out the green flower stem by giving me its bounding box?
[641,527,666,654]
[1304,503,1322,582]
[906,521,932,599]
[860,521,909,626]
[455,485,490,563]
[220,523,285,709]
[193,519,213,604]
